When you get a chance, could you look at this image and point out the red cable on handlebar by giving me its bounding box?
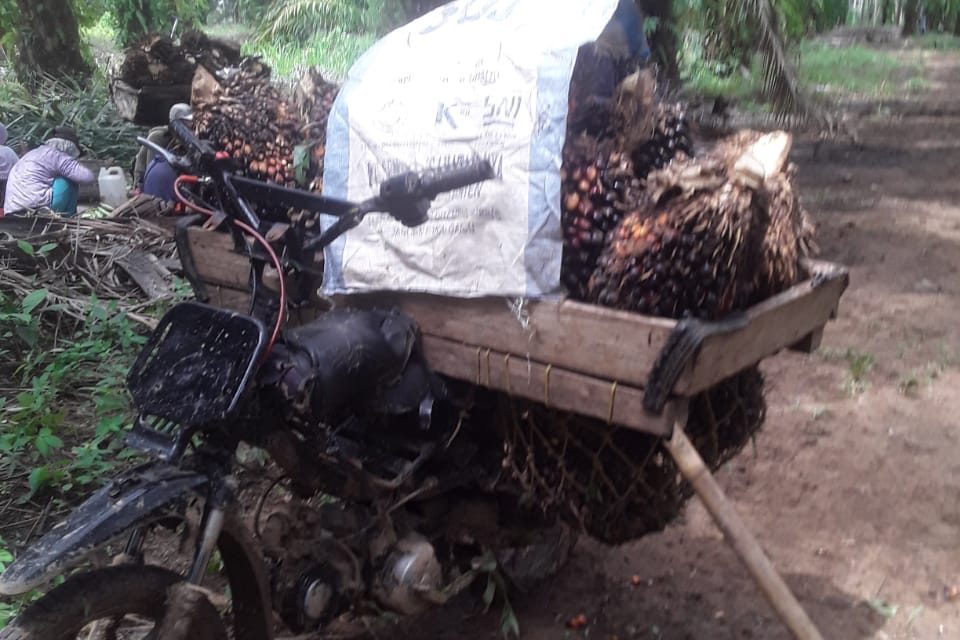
[173,175,286,357]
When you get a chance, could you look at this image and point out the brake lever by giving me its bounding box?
[136,136,192,171]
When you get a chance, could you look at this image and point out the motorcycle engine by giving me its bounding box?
[259,502,363,632]
[371,533,443,616]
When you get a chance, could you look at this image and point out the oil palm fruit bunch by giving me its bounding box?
[630,102,694,181]
[588,131,808,320]
[560,135,644,299]
[193,59,304,191]
[294,69,341,193]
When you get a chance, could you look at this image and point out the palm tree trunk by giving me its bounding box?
[14,0,91,85]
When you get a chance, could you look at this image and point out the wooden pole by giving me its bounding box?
[664,425,825,640]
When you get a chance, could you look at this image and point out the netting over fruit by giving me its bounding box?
[493,366,766,544]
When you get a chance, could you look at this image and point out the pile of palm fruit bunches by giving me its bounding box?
[192,60,340,198]
[561,64,814,313]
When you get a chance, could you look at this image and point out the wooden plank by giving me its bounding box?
[341,293,676,391]
[206,286,251,313]
[678,260,849,394]
[183,227,251,290]
[790,327,824,353]
[345,260,848,396]
[421,335,677,437]
[116,250,172,299]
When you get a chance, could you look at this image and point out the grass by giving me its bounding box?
[208,21,375,80]
[204,21,255,45]
[898,360,947,397]
[81,14,118,51]
[817,346,875,396]
[797,41,922,98]
[241,28,376,80]
[913,33,960,50]
[679,31,761,102]
[681,32,930,108]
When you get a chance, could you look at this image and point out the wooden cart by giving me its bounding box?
[177,220,849,640]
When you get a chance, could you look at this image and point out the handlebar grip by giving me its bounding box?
[415,160,495,199]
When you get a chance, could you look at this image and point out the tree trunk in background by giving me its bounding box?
[638,0,680,84]
[881,0,893,24]
[14,0,91,85]
[901,0,919,35]
[954,11,960,36]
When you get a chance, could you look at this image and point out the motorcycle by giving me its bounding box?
[0,121,566,638]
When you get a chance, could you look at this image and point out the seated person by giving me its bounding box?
[134,103,192,191]
[2,126,94,217]
[142,154,179,202]
[0,124,20,215]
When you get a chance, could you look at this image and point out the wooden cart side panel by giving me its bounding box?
[179,225,850,396]
[678,264,849,394]
[342,293,677,390]
[422,335,676,437]
[183,227,251,290]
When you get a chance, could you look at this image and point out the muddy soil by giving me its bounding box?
[388,47,960,640]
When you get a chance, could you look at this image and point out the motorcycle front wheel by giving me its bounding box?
[0,565,229,640]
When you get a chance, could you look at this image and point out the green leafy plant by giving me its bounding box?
[243,28,375,79]
[106,0,214,46]
[477,550,520,639]
[0,290,146,498]
[256,0,365,44]
[0,71,145,169]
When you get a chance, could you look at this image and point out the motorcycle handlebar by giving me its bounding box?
[417,160,495,199]
[378,160,495,204]
[169,118,215,160]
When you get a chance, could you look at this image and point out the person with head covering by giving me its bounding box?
[0,124,20,215]
[142,104,192,202]
[567,0,650,135]
[2,126,94,217]
[134,103,193,191]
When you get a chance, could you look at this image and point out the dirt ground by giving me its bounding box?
[388,47,960,640]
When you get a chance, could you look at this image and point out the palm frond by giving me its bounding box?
[256,0,365,44]
[742,0,805,115]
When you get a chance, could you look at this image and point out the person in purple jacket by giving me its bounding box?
[2,126,94,217]
[0,124,20,214]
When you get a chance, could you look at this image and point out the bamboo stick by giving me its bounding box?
[664,425,824,640]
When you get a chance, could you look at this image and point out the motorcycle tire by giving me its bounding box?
[0,565,229,640]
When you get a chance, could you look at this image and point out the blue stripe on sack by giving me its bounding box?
[320,90,350,294]
[321,35,400,295]
[523,48,578,299]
